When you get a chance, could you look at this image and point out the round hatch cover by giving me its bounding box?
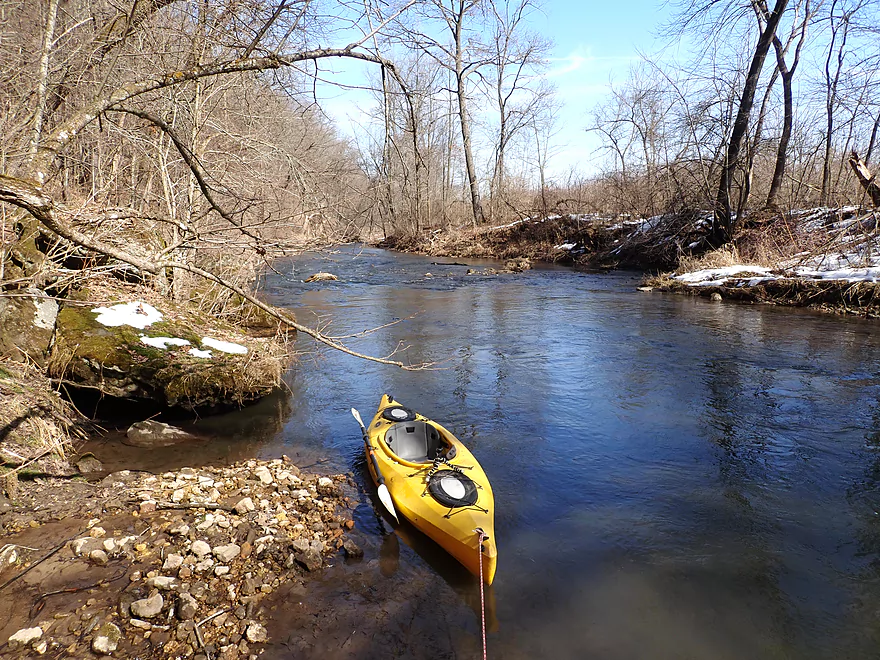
[428,470,478,508]
[381,406,416,422]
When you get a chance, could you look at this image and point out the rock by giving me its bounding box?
[89,549,109,565]
[233,497,255,514]
[342,538,363,559]
[146,576,178,590]
[89,526,106,538]
[49,298,279,410]
[636,286,653,292]
[295,548,322,572]
[213,544,241,563]
[290,538,310,553]
[214,565,230,576]
[245,623,268,643]
[317,476,333,488]
[177,593,198,621]
[130,592,164,618]
[8,627,42,650]
[0,288,58,365]
[240,578,258,596]
[503,257,531,273]
[191,540,211,557]
[76,453,104,474]
[140,500,157,514]
[0,545,16,565]
[169,523,190,536]
[253,466,273,485]
[91,622,121,654]
[163,554,184,571]
[303,272,338,283]
[710,292,723,301]
[125,421,198,448]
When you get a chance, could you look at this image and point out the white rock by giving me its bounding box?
[8,627,42,649]
[191,540,211,557]
[89,526,106,538]
[234,497,255,514]
[254,466,273,485]
[213,544,241,563]
[130,592,164,618]
[194,558,214,572]
[146,576,178,590]
[318,477,333,488]
[91,622,121,654]
[89,549,109,565]
[245,623,268,643]
[214,566,230,576]
[171,489,186,503]
[163,553,184,571]
[169,523,190,536]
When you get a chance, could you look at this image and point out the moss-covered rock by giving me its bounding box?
[48,292,285,410]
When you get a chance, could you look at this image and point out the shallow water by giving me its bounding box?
[129,246,880,658]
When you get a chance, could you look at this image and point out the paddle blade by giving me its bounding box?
[351,407,365,429]
[377,483,398,523]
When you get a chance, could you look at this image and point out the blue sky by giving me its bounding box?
[316,0,671,180]
[535,0,670,176]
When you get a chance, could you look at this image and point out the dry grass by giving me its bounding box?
[0,359,88,479]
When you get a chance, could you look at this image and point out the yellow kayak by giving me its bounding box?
[360,394,497,585]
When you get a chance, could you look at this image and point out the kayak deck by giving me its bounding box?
[365,395,497,584]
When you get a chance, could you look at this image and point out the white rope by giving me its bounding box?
[475,528,488,660]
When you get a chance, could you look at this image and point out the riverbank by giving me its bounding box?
[0,458,362,658]
[378,207,880,316]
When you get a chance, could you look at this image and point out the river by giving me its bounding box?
[170,246,880,658]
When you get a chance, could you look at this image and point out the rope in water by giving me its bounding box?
[475,528,488,660]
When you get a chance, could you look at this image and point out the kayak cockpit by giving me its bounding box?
[384,420,445,463]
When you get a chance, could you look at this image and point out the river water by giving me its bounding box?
[179,246,880,658]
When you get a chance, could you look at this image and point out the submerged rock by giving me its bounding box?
[303,272,338,283]
[92,622,121,654]
[125,420,198,448]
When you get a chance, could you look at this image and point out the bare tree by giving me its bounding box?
[765,0,814,209]
[712,0,789,243]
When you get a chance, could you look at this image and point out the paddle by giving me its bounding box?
[351,408,399,523]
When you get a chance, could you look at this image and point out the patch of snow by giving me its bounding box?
[795,266,880,282]
[555,243,576,250]
[93,301,162,329]
[675,265,773,284]
[202,337,247,355]
[140,335,190,350]
[188,348,213,359]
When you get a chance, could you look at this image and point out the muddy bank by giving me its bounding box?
[0,458,363,658]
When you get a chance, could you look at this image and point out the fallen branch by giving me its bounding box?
[0,174,435,370]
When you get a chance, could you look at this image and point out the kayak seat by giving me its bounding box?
[385,421,442,463]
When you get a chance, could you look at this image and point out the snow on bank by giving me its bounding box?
[675,264,880,286]
[202,337,248,355]
[93,300,248,359]
[93,301,162,329]
[139,335,190,350]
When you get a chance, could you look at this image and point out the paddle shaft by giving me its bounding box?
[351,408,398,522]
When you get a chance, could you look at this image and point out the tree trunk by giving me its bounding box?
[849,151,880,207]
[766,28,806,207]
[454,3,483,227]
[713,0,789,244]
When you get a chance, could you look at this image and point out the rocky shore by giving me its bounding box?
[0,458,362,659]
